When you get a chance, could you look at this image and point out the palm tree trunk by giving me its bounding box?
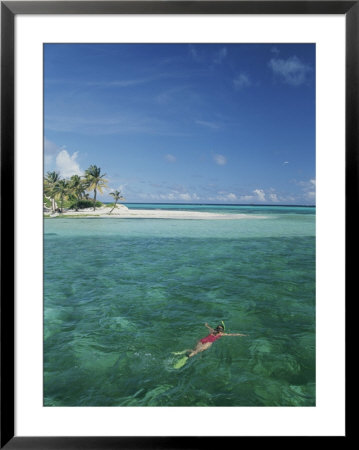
[110,200,118,214]
[93,188,97,210]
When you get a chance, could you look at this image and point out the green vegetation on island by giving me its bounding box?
[44,165,125,214]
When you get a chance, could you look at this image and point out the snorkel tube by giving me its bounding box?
[221,321,226,331]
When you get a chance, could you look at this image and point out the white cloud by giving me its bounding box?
[240,195,254,202]
[305,179,316,201]
[55,150,82,178]
[297,178,316,190]
[208,192,237,202]
[297,178,315,188]
[213,154,227,165]
[178,193,192,201]
[44,138,82,177]
[295,178,316,203]
[219,193,237,202]
[226,193,237,201]
[268,56,311,86]
[306,191,316,200]
[174,192,200,202]
[269,193,279,202]
[283,195,296,203]
[164,154,176,163]
[240,189,280,203]
[253,189,266,202]
[141,190,200,202]
[239,189,278,203]
[233,73,251,90]
[283,161,289,165]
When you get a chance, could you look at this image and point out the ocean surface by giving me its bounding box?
[44,204,315,406]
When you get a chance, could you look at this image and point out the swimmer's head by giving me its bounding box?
[215,325,224,333]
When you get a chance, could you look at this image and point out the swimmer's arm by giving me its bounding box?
[223,333,248,336]
[205,323,215,332]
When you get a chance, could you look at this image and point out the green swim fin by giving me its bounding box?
[171,350,189,356]
[173,356,188,369]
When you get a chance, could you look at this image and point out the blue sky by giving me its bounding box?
[44,43,315,205]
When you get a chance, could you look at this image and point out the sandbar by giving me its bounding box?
[45,205,267,220]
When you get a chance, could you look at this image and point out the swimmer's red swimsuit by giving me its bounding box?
[200,334,222,344]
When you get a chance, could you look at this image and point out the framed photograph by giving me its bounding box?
[1,1,353,447]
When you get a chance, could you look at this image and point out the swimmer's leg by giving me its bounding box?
[171,349,191,355]
[188,342,212,358]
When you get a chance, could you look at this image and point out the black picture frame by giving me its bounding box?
[1,1,353,447]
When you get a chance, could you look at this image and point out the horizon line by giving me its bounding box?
[113,202,316,208]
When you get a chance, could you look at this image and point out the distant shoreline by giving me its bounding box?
[107,202,316,208]
[44,205,269,220]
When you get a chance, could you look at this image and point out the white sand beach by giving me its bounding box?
[45,204,267,220]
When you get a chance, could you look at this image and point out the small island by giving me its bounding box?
[44,165,266,220]
[44,164,124,216]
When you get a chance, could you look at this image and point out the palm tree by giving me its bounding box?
[53,179,70,213]
[44,171,61,213]
[109,190,125,214]
[84,165,108,210]
[69,175,86,211]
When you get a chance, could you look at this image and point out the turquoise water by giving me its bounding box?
[44,205,315,406]
[123,203,315,215]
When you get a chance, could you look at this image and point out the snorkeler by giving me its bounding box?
[172,322,247,368]
[187,322,247,358]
